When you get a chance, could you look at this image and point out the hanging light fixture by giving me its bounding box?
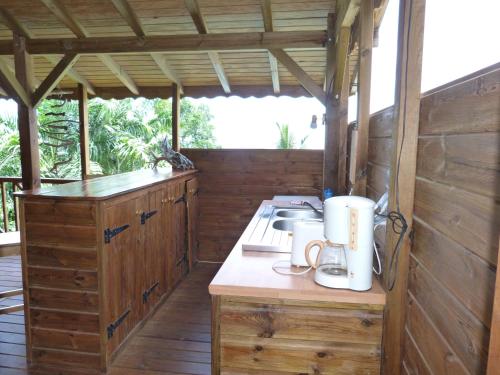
[310,114,318,129]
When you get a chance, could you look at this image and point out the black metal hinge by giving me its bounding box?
[104,224,130,244]
[140,210,158,225]
[174,194,185,204]
[142,281,160,303]
[107,308,130,339]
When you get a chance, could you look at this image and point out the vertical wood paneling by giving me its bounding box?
[182,149,323,262]
[404,64,500,375]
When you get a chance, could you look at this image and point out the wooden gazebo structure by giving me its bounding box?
[1,1,499,375]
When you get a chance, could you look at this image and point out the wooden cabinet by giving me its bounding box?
[17,169,197,374]
[212,296,383,375]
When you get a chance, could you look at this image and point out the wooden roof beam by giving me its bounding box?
[185,0,230,93]
[110,0,182,92]
[269,49,325,104]
[0,58,31,106]
[150,53,183,94]
[44,56,96,95]
[42,0,138,96]
[0,31,325,55]
[41,0,87,38]
[98,55,139,95]
[261,0,280,94]
[336,0,361,37]
[32,53,79,107]
[0,8,31,38]
[110,0,145,38]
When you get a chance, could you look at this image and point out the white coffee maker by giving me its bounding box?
[305,196,375,291]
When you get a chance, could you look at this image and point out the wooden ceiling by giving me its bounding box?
[0,0,388,100]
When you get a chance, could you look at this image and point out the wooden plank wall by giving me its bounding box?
[403,65,500,374]
[182,149,323,262]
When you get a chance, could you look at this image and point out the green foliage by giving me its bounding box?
[276,122,295,149]
[0,97,218,230]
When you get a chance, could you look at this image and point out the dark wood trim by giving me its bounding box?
[32,52,79,107]
[172,83,181,152]
[6,31,327,56]
[78,84,90,180]
[382,0,426,374]
[14,34,40,190]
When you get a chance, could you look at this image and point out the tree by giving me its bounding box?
[276,122,295,149]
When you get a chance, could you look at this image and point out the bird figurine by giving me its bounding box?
[152,137,195,171]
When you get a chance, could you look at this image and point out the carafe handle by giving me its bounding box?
[305,240,325,269]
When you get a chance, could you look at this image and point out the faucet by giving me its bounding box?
[301,201,324,218]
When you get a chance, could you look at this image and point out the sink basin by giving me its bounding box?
[276,209,322,220]
[272,219,296,232]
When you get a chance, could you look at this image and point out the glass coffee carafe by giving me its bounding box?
[305,240,347,277]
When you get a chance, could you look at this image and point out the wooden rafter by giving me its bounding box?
[44,56,96,95]
[336,0,361,36]
[150,53,184,94]
[42,0,138,95]
[32,53,79,107]
[110,0,184,93]
[98,55,139,95]
[41,0,87,38]
[261,0,280,94]
[269,49,325,104]
[185,0,230,93]
[0,8,31,38]
[110,0,145,38]
[0,6,94,96]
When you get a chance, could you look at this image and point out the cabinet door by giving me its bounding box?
[186,177,199,270]
[142,188,163,313]
[103,199,136,356]
[170,180,188,286]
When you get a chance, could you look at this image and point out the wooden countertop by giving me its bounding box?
[209,200,387,306]
[14,169,197,201]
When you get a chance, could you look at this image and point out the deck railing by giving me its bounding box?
[0,177,78,232]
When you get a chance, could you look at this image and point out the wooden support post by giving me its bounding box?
[14,34,40,190]
[350,0,374,196]
[324,12,350,196]
[78,84,90,179]
[172,83,181,152]
[381,0,426,374]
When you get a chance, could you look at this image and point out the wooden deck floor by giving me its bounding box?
[0,256,219,375]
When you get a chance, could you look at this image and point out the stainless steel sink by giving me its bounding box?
[272,219,296,232]
[276,209,322,220]
[241,204,323,252]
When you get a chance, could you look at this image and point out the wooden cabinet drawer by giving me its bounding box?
[217,297,383,375]
[220,300,383,344]
[221,336,381,375]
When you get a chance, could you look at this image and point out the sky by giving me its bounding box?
[0,0,499,149]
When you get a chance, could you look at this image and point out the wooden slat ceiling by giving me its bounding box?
[0,0,387,100]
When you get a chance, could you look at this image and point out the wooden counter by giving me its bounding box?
[209,200,386,306]
[210,200,386,375]
[15,168,195,200]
